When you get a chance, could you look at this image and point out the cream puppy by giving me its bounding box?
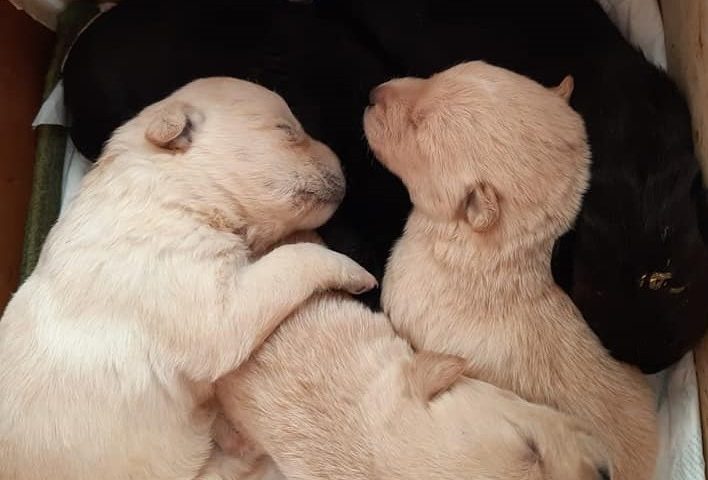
[0,77,376,480]
[216,238,613,480]
[367,61,658,480]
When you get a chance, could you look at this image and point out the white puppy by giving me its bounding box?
[0,77,375,480]
[367,62,658,480]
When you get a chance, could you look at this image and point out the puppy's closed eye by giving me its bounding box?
[276,123,299,142]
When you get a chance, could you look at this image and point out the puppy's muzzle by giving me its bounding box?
[319,170,346,205]
[369,84,388,107]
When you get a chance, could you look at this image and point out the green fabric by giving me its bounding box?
[19,2,99,282]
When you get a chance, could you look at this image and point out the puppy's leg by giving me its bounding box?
[227,243,377,368]
[171,242,376,382]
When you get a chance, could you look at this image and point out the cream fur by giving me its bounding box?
[0,77,376,480]
[216,265,612,479]
[367,61,659,480]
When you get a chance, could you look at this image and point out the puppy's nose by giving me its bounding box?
[598,467,611,480]
[369,85,389,106]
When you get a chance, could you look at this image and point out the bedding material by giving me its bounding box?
[595,0,667,68]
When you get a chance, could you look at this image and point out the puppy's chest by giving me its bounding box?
[393,292,518,362]
[401,305,565,403]
[393,277,562,368]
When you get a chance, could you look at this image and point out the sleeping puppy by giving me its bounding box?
[370,62,658,480]
[214,235,613,480]
[0,77,376,480]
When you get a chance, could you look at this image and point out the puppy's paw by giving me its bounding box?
[335,255,378,295]
[270,242,377,294]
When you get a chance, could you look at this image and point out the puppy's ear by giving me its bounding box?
[145,101,200,152]
[550,75,574,103]
[405,351,466,402]
[465,182,500,232]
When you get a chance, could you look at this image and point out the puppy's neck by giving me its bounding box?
[407,209,556,299]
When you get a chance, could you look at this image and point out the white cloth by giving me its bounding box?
[9,0,74,30]
[9,0,115,31]
[595,0,668,69]
[648,353,706,480]
[32,79,67,127]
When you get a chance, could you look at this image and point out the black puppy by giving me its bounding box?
[63,0,708,372]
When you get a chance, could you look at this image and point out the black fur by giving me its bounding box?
[63,0,708,372]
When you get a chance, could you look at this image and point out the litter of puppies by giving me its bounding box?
[2,0,705,479]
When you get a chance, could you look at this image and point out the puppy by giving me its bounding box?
[216,238,613,480]
[369,62,658,480]
[0,77,376,480]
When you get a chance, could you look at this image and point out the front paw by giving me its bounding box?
[272,243,378,295]
[336,255,379,295]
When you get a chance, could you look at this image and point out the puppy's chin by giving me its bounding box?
[364,116,395,176]
[296,200,341,231]
[363,107,384,156]
[319,170,346,205]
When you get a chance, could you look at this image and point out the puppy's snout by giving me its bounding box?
[312,141,346,204]
[369,77,425,108]
[598,466,611,480]
[369,85,389,107]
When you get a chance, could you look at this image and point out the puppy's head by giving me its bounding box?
[364,61,589,245]
[377,352,612,480]
[113,77,344,249]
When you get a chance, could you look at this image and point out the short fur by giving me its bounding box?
[369,62,658,480]
[216,256,613,479]
[0,77,376,480]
